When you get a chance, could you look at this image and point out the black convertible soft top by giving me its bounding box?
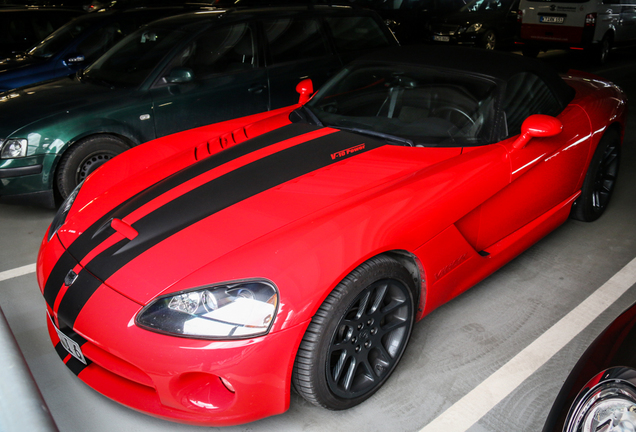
[354,45,575,109]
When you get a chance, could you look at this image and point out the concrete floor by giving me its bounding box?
[1,48,636,432]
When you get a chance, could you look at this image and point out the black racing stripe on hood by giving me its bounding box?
[91,130,382,275]
[58,130,385,325]
[43,250,80,309]
[56,269,106,329]
[66,123,317,264]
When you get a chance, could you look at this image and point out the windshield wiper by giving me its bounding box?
[336,126,413,147]
[292,105,323,127]
[79,72,115,88]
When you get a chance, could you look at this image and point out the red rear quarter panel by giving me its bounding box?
[564,72,628,153]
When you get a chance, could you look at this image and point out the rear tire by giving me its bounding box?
[56,135,129,199]
[570,129,620,222]
[292,255,416,410]
[589,34,612,65]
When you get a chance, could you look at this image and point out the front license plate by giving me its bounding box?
[49,315,86,364]
[434,35,450,42]
[540,16,565,23]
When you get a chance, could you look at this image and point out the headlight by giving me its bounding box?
[565,368,636,432]
[0,138,27,159]
[136,280,279,339]
[47,181,83,242]
[466,23,483,33]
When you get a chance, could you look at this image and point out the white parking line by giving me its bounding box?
[0,264,36,283]
[420,256,636,432]
[3,258,636,431]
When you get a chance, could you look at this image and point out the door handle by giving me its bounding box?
[248,84,267,94]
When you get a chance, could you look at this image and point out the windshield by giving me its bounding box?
[27,14,102,58]
[83,26,188,88]
[305,64,497,147]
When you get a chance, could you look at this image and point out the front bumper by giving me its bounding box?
[430,30,480,46]
[0,155,55,207]
[38,234,308,426]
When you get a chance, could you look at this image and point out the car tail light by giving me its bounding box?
[517,9,523,23]
[585,13,597,27]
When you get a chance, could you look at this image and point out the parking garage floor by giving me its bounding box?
[2,48,636,432]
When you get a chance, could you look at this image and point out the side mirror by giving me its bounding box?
[63,53,85,66]
[165,67,194,84]
[296,78,314,105]
[512,114,562,150]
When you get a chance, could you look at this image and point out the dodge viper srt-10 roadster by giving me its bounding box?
[37,45,627,426]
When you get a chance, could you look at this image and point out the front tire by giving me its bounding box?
[56,135,129,199]
[292,255,416,410]
[570,129,621,222]
[482,30,496,50]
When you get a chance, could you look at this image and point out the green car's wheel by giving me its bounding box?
[56,135,129,199]
[293,255,416,410]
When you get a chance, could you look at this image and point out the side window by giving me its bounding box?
[263,17,330,64]
[176,23,256,79]
[5,15,31,44]
[503,72,562,136]
[31,17,56,41]
[77,23,127,63]
[325,16,392,53]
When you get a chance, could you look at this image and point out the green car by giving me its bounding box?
[0,5,396,207]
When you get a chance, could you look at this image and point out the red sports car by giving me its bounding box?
[37,45,627,426]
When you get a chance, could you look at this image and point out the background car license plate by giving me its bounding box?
[49,315,86,364]
[540,16,565,23]
[434,35,450,42]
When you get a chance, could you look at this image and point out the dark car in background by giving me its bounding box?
[358,0,456,45]
[0,7,83,58]
[0,1,94,7]
[428,0,520,49]
[0,5,397,207]
[544,302,636,432]
[0,5,210,92]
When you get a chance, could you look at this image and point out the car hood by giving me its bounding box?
[0,54,45,73]
[57,122,463,305]
[0,76,124,138]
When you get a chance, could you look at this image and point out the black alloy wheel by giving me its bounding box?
[293,255,416,410]
[571,129,621,222]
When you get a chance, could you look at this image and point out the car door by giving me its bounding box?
[150,21,269,138]
[617,0,636,43]
[456,72,592,252]
[261,16,342,110]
